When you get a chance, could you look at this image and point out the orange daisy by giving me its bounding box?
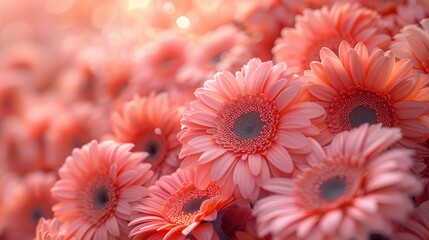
[254,124,422,240]
[179,58,325,200]
[304,41,429,148]
[128,168,235,240]
[273,2,390,71]
[51,140,153,239]
[111,92,183,184]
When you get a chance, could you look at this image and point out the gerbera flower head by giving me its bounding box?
[179,58,325,200]
[129,168,235,240]
[44,102,110,171]
[254,124,422,240]
[51,140,153,239]
[35,218,70,240]
[129,30,188,95]
[382,0,429,35]
[3,172,56,240]
[0,172,20,236]
[55,43,108,103]
[111,92,183,184]
[392,200,429,240]
[177,25,260,89]
[391,18,429,75]
[45,103,111,172]
[273,2,390,71]
[235,0,307,53]
[0,117,40,175]
[305,41,429,148]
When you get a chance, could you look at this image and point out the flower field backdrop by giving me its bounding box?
[0,0,429,239]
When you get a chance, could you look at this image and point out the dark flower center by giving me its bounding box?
[144,140,161,160]
[93,186,110,209]
[232,111,264,140]
[163,183,222,225]
[349,105,378,128]
[327,87,397,133]
[215,94,278,154]
[182,196,209,214]
[30,207,44,224]
[319,176,346,202]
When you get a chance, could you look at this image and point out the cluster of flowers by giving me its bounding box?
[1,0,429,239]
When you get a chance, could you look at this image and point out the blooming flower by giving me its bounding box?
[391,18,429,75]
[35,218,71,240]
[392,200,429,240]
[129,31,188,95]
[3,172,56,239]
[305,41,429,148]
[111,92,183,184]
[235,0,307,53]
[273,3,390,71]
[51,140,153,239]
[179,58,325,200]
[391,1,429,34]
[129,168,235,240]
[45,103,111,172]
[177,25,262,89]
[254,124,422,240]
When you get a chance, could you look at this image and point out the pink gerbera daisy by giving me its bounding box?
[236,0,307,53]
[35,218,69,240]
[391,1,429,33]
[273,3,390,71]
[177,25,261,89]
[0,117,41,175]
[111,92,183,184]
[179,58,325,200]
[392,200,429,240]
[129,31,188,95]
[51,140,153,239]
[305,41,429,148]
[3,172,56,240]
[129,168,235,240]
[45,103,111,172]
[391,18,429,75]
[254,124,422,240]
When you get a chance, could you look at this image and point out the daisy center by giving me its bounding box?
[30,206,45,225]
[233,111,264,140]
[327,87,397,133]
[134,129,167,169]
[163,183,222,225]
[319,176,346,202]
[79,176,118,225]
[182,196,210,214]
[93,186,110,209]
[215,94,278,154]
[297,160,362,209]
